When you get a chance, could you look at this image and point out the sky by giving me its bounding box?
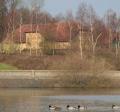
[25,0,120,17]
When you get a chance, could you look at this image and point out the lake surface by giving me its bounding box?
[0,88,120,112]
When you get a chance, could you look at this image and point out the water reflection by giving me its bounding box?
[0,88,120,112]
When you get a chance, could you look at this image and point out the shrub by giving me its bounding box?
[0,44,19,54]
[57,71,113,88]
[49,52,113,73]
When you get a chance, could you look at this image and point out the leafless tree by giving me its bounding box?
[105,9,118,48]
[78,24,83,60]
[7,0,21,42]
[76,2,96,26]
[67,21,73,49]
[19,12,22,54]
[105,9,120,57]
[0,0,7,42]
[66,10,74,21]
[30,0,45,56]
[89,8,102,57]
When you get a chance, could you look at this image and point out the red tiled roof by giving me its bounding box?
[8,22,89,43]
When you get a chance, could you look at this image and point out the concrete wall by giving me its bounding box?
[0,70,119,88]
[0,70,89,88]
[0,70,68,79]
[1,70,119,79]
[0,70,70,88]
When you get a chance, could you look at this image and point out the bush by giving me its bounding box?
[0,44,19,54]
[49,52,113,73]
[57,71,113,88]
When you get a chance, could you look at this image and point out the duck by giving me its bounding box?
[78,105,87,110]
[66,105,77,110]
[112,105,120,110]
[49,105,61,111]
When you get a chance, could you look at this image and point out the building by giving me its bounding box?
[4,22,90,54]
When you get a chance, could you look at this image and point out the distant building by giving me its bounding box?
[4,22,90,54]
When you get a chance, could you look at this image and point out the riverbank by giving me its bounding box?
[0,70,119,88]
[0,53,119,71]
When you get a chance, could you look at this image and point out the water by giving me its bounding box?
[0,88,120,112]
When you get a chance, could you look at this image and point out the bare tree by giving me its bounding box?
[105,9,120,58]
[19,12,22,54]
[67,21,73,49]
[0,0,7,42]
[89,9,102,56]
[105,9,118,49]
[66,10,75,52]
[76,2,96,26]
[76,2,97,59]
[55,13,65,22]
[115,32,120,58]
[30,0,45,56]
[66,10,74,21]
[78,24,83,60]
[7,0,21,42]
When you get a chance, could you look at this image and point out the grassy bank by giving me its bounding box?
[0,70,118,88]
[0,63,18,70]
[57,72,114,88]
[0,52,119,88]
[0,52,116,71]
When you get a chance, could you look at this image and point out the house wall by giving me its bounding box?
[54,42,71,49]
[44,41,71,50]
[26,33,43,49]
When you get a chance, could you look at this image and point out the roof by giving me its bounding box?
[6,22,89,43]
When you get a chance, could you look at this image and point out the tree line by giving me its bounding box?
[0,0,120,55]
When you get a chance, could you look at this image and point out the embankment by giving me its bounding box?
[0,70,119,88]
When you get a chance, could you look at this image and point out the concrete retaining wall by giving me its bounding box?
[0,70,119,88]
[0,70,71,88]
[0,70,119,78]
[0,70,69,79]
[0,70,80,79]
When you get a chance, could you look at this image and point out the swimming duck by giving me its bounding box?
[49,105,61,111]
[78,105,87,110]
[112,105,120,110]
[66,105,77,110]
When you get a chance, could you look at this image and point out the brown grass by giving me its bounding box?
[57,73,113,88]
[0,51,114,71]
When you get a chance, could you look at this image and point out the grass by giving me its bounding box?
[0,63,18,70]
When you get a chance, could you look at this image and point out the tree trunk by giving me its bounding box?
[79,30,83,60]
[19,13,22,54]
